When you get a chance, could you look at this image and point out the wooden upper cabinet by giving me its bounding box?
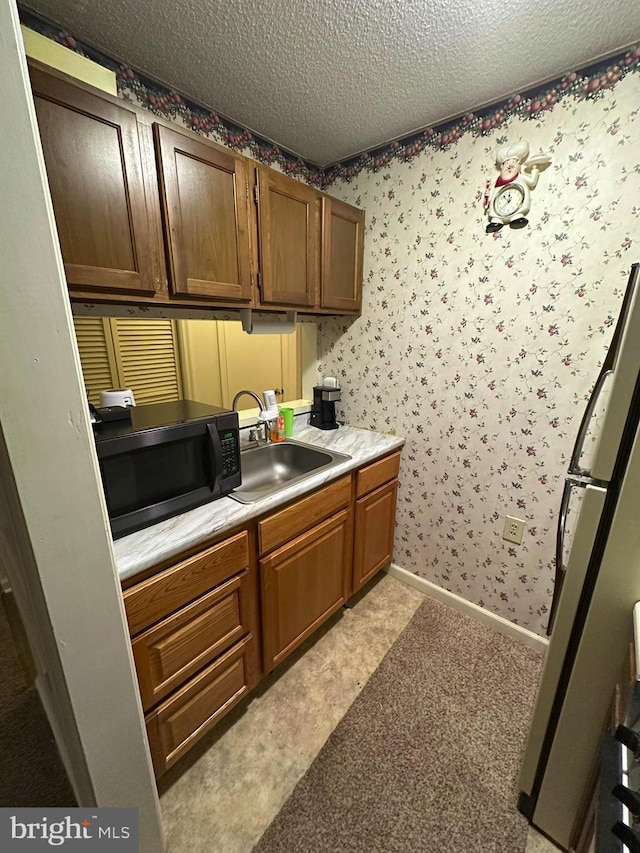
[154,125,252,302]
[30,67,156,295]
[255,168,320,307]
[321,196,364,312]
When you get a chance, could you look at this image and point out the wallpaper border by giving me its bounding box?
[325,47,640,185]
[19,7,640,189]
[19,7,323,187]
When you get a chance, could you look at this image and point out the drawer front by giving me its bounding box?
[132,571,251,710]
[124,530,249,636]
[356,451,401,498]
[146,636,253,776]
[258,475,352,555]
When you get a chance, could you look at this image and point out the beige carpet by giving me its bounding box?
[253,596,543,853]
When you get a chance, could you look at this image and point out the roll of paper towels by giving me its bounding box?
[249,320,296,334]
[240,309,297,335]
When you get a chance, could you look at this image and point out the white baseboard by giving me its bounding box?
[386,563,549,655]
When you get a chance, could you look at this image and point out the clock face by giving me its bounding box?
[494,184,525,217]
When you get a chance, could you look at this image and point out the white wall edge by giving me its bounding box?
[386,563,549,655]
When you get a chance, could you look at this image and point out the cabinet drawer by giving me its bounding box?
[124,531,249,636]
[132,571,251,710]
[356,451,401,498]
[258,475,351,555]
[146,635,253,777]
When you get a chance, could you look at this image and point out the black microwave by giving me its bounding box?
[93,399,241,539]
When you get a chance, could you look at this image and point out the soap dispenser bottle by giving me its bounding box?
[270,411,285,442]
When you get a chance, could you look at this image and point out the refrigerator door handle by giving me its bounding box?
[569,369,613,477]
[548,479,587,636]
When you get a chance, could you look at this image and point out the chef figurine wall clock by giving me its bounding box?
[484,141,552,234]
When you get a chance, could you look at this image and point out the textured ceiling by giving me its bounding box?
[22,0,640,165]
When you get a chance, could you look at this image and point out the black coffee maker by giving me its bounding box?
[309,382,341,430]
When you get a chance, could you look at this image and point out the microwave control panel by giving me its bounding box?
[221,431,240,477]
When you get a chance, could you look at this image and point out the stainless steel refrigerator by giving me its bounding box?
[519,263,640,849]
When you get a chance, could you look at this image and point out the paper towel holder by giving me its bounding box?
[239,309,297,335]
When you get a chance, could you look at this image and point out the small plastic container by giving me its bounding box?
[270,412,285,442]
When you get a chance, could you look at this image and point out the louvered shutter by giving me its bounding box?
[111,318,183,405]
[72,317,117,406]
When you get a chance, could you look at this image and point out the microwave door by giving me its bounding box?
[206,422,224,497]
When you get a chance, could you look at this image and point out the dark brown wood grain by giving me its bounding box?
[255,167,320,307]
[29,61,365,314]
[154,124,252,301]
[30,67,156,295]
[321,196,364,312]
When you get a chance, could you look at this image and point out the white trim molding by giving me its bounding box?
[386,563,549,655]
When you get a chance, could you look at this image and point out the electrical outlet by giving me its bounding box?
[503,515,525,545]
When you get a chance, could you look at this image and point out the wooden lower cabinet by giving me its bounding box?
[132,570,252,710]
[123,453,401,777]
[123,528,260,778]
[146,635,256,776]
[260,509,352,672]
[353,478,398,594]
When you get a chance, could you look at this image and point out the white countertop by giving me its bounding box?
[113,424,404,583]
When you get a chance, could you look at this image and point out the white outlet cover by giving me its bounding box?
[503,515,525,545]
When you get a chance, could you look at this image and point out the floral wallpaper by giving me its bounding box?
[318,72,640,637]
[21,7,640,636]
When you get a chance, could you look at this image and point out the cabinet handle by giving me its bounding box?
[613,784,640,820]
[615,724,640,757]
[612,821,640,852]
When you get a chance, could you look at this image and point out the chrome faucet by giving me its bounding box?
[232,389,270,446]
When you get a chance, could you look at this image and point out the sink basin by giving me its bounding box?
[230,439,351,504]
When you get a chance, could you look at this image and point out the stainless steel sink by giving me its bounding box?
[230,439,351,504]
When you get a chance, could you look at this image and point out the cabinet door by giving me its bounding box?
[260,509,351,672]
[353,479,398,593]
[256,168,320,307]
[321,197,364,312]
[155,125,252,302]
[30,68,156,295]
